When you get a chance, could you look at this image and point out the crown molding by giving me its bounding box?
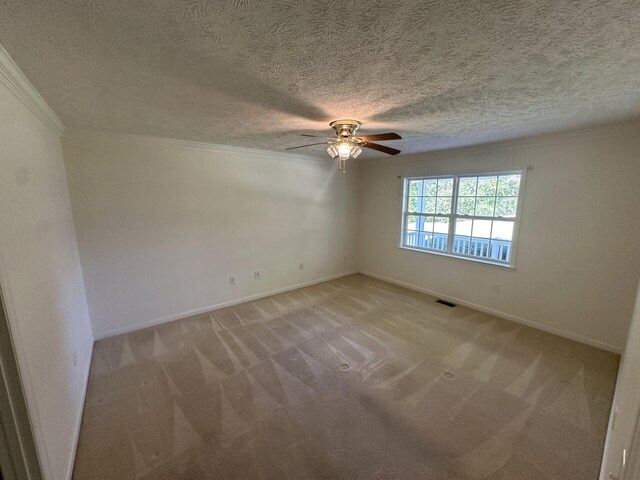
[62,128,329,164]
[0,45,64,136]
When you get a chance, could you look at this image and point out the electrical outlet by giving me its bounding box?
[344,255,348,263]
[73,351,78,367]
[229,276,236,286]
[299,263,304,271]
[254,271,260,280]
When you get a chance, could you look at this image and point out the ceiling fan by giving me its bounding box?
[285,120,402,173]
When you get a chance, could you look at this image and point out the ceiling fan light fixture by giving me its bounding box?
[337,141,352,158]
[327,144,339,158]
[351,145,362,159]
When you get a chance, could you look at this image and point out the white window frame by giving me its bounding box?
[399,169,527,268]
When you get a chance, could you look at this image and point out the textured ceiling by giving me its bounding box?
[0,0,639,156]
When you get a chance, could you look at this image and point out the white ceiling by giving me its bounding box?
[0,0,639,156]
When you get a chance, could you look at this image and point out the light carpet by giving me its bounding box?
[73,274,618,479]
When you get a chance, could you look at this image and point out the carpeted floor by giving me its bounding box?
[73,274,619,479]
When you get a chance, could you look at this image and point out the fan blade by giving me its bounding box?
[362,142,401,155]
[285,141,332,151]
[300,134,322,137]
[357,132,402,142]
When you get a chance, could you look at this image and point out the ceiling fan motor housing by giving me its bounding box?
[330,119,361,139]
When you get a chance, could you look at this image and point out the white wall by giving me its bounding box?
[62,132,358,338]
[600,280,640,479]
[358,122,640,352]
[0,55,94,479]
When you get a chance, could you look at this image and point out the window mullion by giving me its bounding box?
[448,176,458,254]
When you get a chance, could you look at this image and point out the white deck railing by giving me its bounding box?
[405,232,511,262]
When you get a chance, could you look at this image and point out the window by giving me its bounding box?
[401,171,525,267]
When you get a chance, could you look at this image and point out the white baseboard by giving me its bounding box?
[93,267,623,354]
[94,271,358,340]
[359,270,622,354]
[65,340,93,480]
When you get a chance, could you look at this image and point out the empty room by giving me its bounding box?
[1,1,640,479]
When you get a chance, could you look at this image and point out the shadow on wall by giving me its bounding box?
[65,136,357,335]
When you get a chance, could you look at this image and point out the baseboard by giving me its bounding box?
[95,268,623,352]
[65,341,93,480]
[358,270,622,354]
[94,271,358,340]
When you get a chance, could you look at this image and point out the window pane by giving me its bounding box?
[495,197,517,217]
[477,176,497,196]
[453,219,472,255]
[437,178,453,196]
[458,177,477,196]
[423,197,436,214]
[475,197,495,216]
[431,217,449,251]
[468,238,491,258]
[408,196,419,212]
[471,219,492,239]
[491,221,514,242]
[454,218,472,237]
[433,216,449,234]
[405,230,422,247]
[408,180,422,196]
[490,221,515,262]
[457,197,475,216]
[417,215,431,232]
[497,174,521,197]
[467,219,492,258]
[424,179,438,196]
[406,215,417,230]
[435,197,452,214]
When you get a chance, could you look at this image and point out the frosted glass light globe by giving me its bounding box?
[337,142,352,157]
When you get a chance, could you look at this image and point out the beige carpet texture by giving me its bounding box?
[73,274,619,479]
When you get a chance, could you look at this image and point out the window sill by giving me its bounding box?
[398,245,516,270]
